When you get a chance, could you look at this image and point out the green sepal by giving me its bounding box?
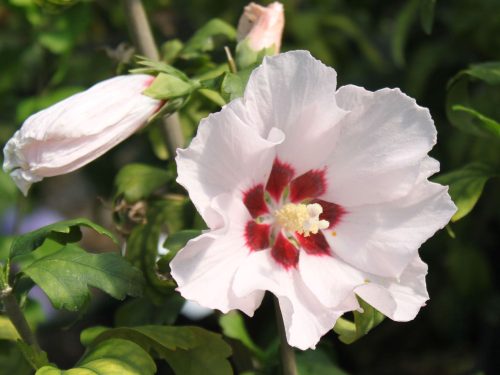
[333,297,385,344]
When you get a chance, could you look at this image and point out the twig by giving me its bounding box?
[274,296,298,375]
[1,286,40,350]
[122,0,185,156]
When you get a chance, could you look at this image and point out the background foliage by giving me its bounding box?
[0,0,499,374]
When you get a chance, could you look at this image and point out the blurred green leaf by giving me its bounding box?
[0,168,18,214]
[87,326,232,375]
[17,243,143,311]
[16,87,83,123]
[17,341,50,370]
[322,15,386,71]
[126,197,191,300]
[333,298,385,344]
[420,0,437,34]
[114,163,170,203]
[114,294,185,327]
[447,244,492,298]
[181,18,236,58]
[161,39,184,63]
[392,0,420,67]
[0,341,32,375]
[10,218,117,259]
[435,163,497,221]
[163,229,201,255]
[36,338,156,375]
[219,311,265,359]
[297,349,348,375]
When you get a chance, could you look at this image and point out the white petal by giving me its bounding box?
[171,194,264,316]
[176,99,282,226]
[243,51,347,176]
[324,85,437,206]
[232,250,356,350]
[298,252,364,308]
[3,74,160,195]
[356,256,429,321]
[326,180,456,278]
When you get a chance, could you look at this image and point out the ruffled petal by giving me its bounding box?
[324,85,437,206]
[171,194,264,315]
[243,51,347,176]
[176,99,283,226]
[355,256,429,321]
[232,250,356,350]
[298,252,364,308]
[326,181,456,278]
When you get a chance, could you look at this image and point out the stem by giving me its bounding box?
[273,296,298,375]
[122,0,185,157]
[1,287,40,349]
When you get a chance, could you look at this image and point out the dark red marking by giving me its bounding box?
[265,159,295,202]
[245,221,270,251]
[271,232,299,269]
[243,184,269,218]
[289,169,327,203]
[311,199,346,229]
[296,231,331,256]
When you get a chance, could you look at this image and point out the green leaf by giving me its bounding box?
[114,163,170,203]
[435,163,497,221]
[463,62,500,85]
[451,105,500,139]
[419,0,437,34]
[220,70,253,102]
[181,19,236,58]
[10,218,117,259]
[17,243,143,311]
[446,62,500,140]
[89,326,232,375]
[36,338,156,375]
[219,311,264,359]
[143,73,200,100]
[333,298,385,344]
[297,349,348,375]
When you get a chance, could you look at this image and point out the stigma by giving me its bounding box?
[274,203,329,237]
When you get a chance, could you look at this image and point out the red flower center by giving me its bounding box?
[243,158,345,269]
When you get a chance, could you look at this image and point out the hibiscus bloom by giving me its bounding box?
[3,74,161,195]
[171,51,456,350]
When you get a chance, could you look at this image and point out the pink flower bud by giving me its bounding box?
[3,74,161,195]
[237,2,285,54]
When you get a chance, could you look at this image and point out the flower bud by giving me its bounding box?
[237,2,285,54]
[3,74,161,195]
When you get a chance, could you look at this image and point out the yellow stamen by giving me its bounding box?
[275,203,329,237]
